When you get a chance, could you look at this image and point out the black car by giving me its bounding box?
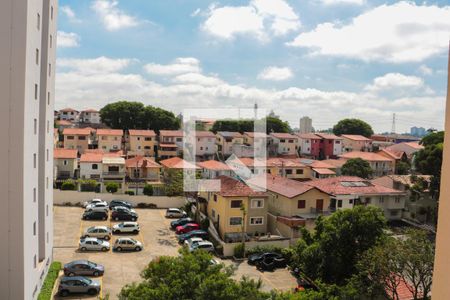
[248,252,283,265]
[111,210,138,221]
[109,200,132,210]
[170,217,193,230]
[256,256,286,271]
[177,230,208,243]
[82,211,108,221]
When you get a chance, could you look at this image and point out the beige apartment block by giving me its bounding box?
[97,129,123,152]
[269,133,299,156]
[53,148,78,179]
[128,129,157,157]
[63,127,92,153]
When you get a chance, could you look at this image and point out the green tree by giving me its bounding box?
[211,117,290,134]
[420,131,443,147]
[291,206,386,285]
[395,161,411,175]
[61,180,77,191]
[105,182,119,194]
[264,117,291,133]
[164,170,184,196]
[119,250,270,300]
[332,119,374,137]
[414,142,443,199]
[100,101,145,129]
[143,184,154,196]
[142,106,180,132]
[341,158,373,179]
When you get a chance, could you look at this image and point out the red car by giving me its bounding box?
[176,223,200,234]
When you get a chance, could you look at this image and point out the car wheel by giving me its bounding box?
[104,236,110,240]
[93,271,99,277]
[115,217,119,221]
[116,247,122,252]
[135,246,141,251]
[131,217,136,221]
[102,247,108,251]
[68,272,75,277]
[60,290,69,297]
[81,247,87,251]
[88,288,98,295]
[133,229,138,234]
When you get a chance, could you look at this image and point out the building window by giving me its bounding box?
[250,217,264,225]
[47,120,49,133]
[251,199,264,208]
[211,209,216,218]
[36,49,39,64]
[33,188,36,202]
[335,140,341,144]
[145,137,152,141]
[46,177,48,189]
[78,136,86,140]
[37,13,40,30]
[34,84,38,100]
[230,200,242,208]
[46,205,48,217]
[297,200,306,209]
[390,210,398,216]
[34,255,37,269]
[48,63,51,76]
[67,136,74,140]
[229,217,242,226]
[51,6,54,20]
[47,232,49,243]
[395,196,400,203]
[49,35,52,48]
[33,222,36,236]
[285,169,292,175]
[337,200,343,208]
[46,149,49,162]
[33,153,36,168]
[63,160,68,166]
[213,194,217,202]
[102,136,107,140]
[365,197,371,204]
[34,119,37,134]
[47,92,50,105]
[296,169,304,174]
[379,197,384,203]
[92,164,98,170]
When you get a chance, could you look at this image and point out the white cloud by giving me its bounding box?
[418,65,433,76]
[258,67,293,81]
[91,0,138,31]
[202,0,300,40]
[320,0,364,5]
[60,6,81,23]
[144,57,201,76]
[365,73,424,92]
[57,31,80,48]
[172,73,224,86]
[57,56,132,74]
[288,2,450,63]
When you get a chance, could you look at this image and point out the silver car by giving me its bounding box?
[165,208,186,218]
[189,241,214,253]
[83,198,106,208]
[58,276,100,297]
[79,237,110,252]
[113,237,143,252]
[112,222,140,234]
[86,202,109,213]
[82,226,111,240]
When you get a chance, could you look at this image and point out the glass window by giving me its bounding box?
[298,200,306,209]
[251,199,264,208]
[92,164,98,170]
[250,217,263,225]
[296,169,304,174]
[337,200,343,208]
[78,136,86,140]
[229,217,242,225]
[67,136,74,140]
[230,200,242,208]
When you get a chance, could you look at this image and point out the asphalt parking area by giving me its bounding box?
[53,206,181,299]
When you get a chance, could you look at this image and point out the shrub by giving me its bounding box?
[200,218,210,231]
[143,184,154,196]
[61,180,76,191]
[79,179,98,192]
[234,243,245,258]
[136,203,157,209]
[245,245,284,256]
[37,261,61,300]
[105,182,120,194]
[125,190,135,196]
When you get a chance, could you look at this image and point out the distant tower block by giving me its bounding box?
[299,116,313,134]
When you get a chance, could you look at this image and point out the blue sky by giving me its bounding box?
[55,0,450,133]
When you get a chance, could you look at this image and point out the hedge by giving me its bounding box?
[37,261,61,300]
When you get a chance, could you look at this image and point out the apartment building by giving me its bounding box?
[341,134,372,152]
[79,109,100,124]
[159,130,183,159]
[102,156,126,192]
[193,131,216,159]
[339,151,395,177]
[216,131,244,157]
[0,0,57,298]
[53,149,78,180]
[297,133,322,159]
[58,108,79,121]
[127,129,157,157]
[314,133,343,159]
[384,141,424,159]
[266,158,309,181]
[269,133,299,156]
[63,127,93,153]
[97,129,123,152]
[79,153,103,180]
[197,160,234,179]
[159,157,200,178]
[125,156,161,182]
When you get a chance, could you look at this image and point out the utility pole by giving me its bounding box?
[391,113,396,134]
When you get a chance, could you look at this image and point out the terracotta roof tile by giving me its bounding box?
[197,160,232,171]
[315,133,342,140]
[96,129,123,136]
[125,156,161,168]
[217,131,243,138]
[80,153,103,163]
[59,108,79,113]
[270,132,298,139]
[296,133,322,139]
[57,120,73,126]
[215,176,267,197]
[248,175,318,198]
[159,130,183,137]
[128,129,156,137]
[194,131,216,138]
[312,168,336,175]
[63,128,91,135]
[341,134,372,141]
[54,148,78,159]
[339,151,393,162]
[160,157,199,169]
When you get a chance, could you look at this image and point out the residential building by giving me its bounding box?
[0,0,57,297]
[234,132,269,158]
[200,176,269,242]
[299,159,337,179]
[384,142,424,159]
[410,126,427,137]
[377,149,408,170]
[341,134,372,152]
[101,156,126,192]
[269,133,299,156]
[63,128,93,154]
[299,116,313,134]
[227,157,268,179]
[125,156,161,182]
[159,130,183,159]
[306,176,406,220]
[197,160,234,179]
[371,134,421,144]
[97,129,123,152]
[192,131,216,160]
[53,128,59,148]
[321,159,346,175]
[339,151,395,177]
[79,109,100,124]
[314,133,343,159]
[53,149,78,180]
[58,108,79,121]
[127,129,157,157]
[216,131,244,157]
[159,157,199,177]
[297,133,322,159]
[266,158,309,181]
[79,153,103,180]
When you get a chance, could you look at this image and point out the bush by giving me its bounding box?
[143,184,154,196]
[245,245,284,256]
[37,261,61,300]
[234,243,245,258]
[200,218,210,231]
[105,182,120,194]
[79,179,98,192]
[61,180,76,191]
[125,190,135,196]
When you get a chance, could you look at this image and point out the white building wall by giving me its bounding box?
[80,162,103,179]
[333,140,343,156]
[196,137,215,156]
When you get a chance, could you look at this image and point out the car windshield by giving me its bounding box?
[80,277,92,284]
[88,261,97,267]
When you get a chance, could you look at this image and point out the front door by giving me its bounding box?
[316,199,324,212]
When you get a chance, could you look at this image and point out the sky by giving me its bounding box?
[55,0,450,133]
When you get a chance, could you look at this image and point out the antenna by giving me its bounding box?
[391,113,396,134]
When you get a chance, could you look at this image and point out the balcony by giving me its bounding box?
[102,171,125,178]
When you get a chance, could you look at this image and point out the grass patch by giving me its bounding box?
[37,261,61,300]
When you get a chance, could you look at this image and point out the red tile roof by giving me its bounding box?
[403,141,423,150]
[266,158,305,168]
[306,176,404,196]
[57,120,73,126]
[229,157,267,167]
[96,129,123,136]
[160,157,199,169]
[296,133,322,139]
[82,109,99,113]
[63,128,91,135]
[339,151,393,162]
[315,133,342,140]
[341,134,372,141]
[125,156,161,168]
[194,131,216,138]
[321,159,346,168]
[300,159,336,169]
[54,148,77,159]
[248,175,319,198]
[197,160,232,171]
[128,129,156,137]
[217,131,243,138]
[80,153,103,163]
[379,149,405,160]
[312,168,336,175]
[215,176,267,197]
[159,130,183,137]
[244,132,268,138]
[270,132,298,139]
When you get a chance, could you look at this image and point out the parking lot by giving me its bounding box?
[53,206,297,299]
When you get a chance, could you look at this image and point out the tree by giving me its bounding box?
[143,184,154,196]
[420,131,443,147]
[341,158,373,179]
[164,170,184,196]
[332,119,374,137]
[414,142,443,199]
[211,117,291,134]
[290,206,386,285]
[119,250,270,300]
[264,117,291,133]
[105,182,119,194]
[141,106,180,132]
[61,180,77,191]
[395,161,410,175]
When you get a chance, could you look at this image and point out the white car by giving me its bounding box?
[83,198,106,208]
[86,202,109,213]
[112,222,140,234]
[189,241,214,253]
[82,226,111,240]
[165,208,187,218]
[79,237,110,252]
[183,237,203,247]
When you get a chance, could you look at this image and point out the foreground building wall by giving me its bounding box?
[0,0,57,298]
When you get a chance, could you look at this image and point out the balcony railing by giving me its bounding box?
[102,171,125,177]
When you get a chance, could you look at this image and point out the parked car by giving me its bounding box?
[112,205,136,213]
[111,209,138,221]
[82,198,106,208]
[109,199,133,209]
[86,202,109,213]
[170,217,193,230]
[79,237,110,252]
[183,237,204,247]
[58,276,101,297]
[82,226,111,240]
[82,211,108,221]
[112,222,140,234]
[256,256,287,271]
[177,230,208,244]
[189,241,214,253]
[165,208,187,218]
[63,260,104,277]
[113,237,143,252]
[248,252,283,266]
[175,223,200,234]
